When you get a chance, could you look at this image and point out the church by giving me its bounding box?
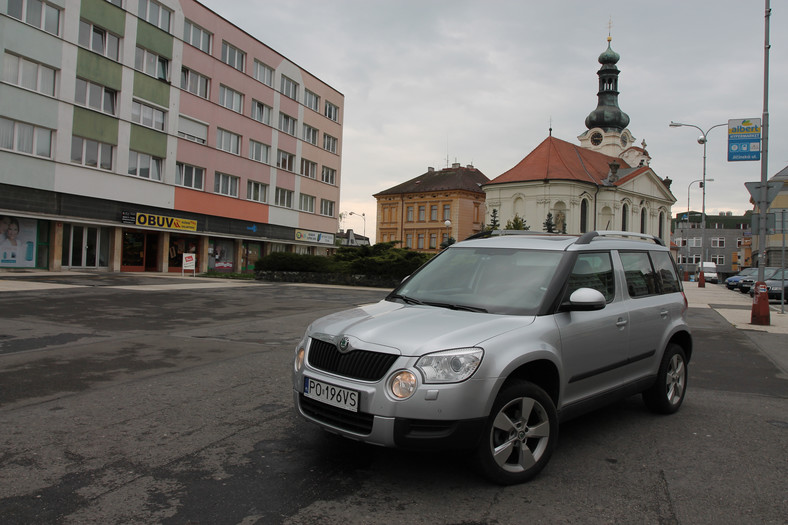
[483,37,676,244]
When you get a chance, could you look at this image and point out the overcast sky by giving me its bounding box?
[199,0,787,242]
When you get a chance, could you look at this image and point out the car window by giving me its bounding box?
[620,252,657,297]
[651,251,681,294]
[564,252,615,302]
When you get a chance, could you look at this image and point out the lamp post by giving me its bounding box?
[685,178,714,279]
[444,219,452,247]
[669,121,726,285]
[348,211,366,239]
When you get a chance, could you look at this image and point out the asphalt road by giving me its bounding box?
[0,274,786,524]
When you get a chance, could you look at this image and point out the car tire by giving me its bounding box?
[643,344,688,414]
[475,380,557,485]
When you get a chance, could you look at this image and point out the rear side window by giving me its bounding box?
[651,251,681,293]
[620,252,658,297]
[565,252,615,302]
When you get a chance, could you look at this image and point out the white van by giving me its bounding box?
[698,262,718,283]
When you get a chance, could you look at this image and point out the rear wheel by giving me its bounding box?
[643,344,687,414]
[475,381,557,485]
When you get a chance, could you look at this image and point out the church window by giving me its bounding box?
[580,200,588,233]
[621,203,629,230]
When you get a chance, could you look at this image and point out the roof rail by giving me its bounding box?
[464,230,571,241]
[576,230,665,246]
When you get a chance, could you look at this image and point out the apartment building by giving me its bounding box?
[0,0,343,273]
[671,210,753,276]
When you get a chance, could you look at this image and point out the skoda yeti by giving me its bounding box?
[293,231,692,484]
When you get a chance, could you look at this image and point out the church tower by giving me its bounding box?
[578,36,636,157]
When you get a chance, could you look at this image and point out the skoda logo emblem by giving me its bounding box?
[338,337,351,353]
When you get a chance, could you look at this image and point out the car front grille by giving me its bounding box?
[299,394,374,434]
[308,338,398,381]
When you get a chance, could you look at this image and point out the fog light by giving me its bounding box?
[295,347,305,372]
[389,370,417,399]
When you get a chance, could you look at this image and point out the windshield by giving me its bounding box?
[389,247,565,315]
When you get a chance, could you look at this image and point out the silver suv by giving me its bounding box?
[293,231,692,484]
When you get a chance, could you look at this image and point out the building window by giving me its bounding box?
[281,75,298,99]
[325,101,339,122]
[78,21,119,60]
[276,150,295,171]
[406,234,413,248]
[249,139,269,163]
[177,115,207,144]
[71,136,112,170]
[300,159,317,178]
[176,162,204,190]
[131,100,165,131]
[251,100,271,125]
[128,150,162,180]
[737,238,743,248]
[303,124,318,145]
[180,67,209,98]
[7,0,60,35]
[275,187,293,208]
[0,117,52,157]
[659,211,665,239]
[253,60,273,87]
[639,208,646,234]
[135,46,168,80]
[216,128,241,155]
[321,166,336,185]
[444,204,451,221]
[247,181,267,203]
[418,206,426,221]
[407,206,413,222]
[323,133,337,153]
[138,0,171,32]
[183,19,211,53]
[3,53,56,96]
[675,237,686,247]
[214,172,239,197]
[430,234,437,249]
[278,113,297,136]
[221,41,245,72]
[417,234,425,249]
[219,85,243,113]
[320,199,335,217]
[581,200,589,233]
[711,237,726,248]
[711,255,725,265]
[689,238,702,248]
[430,205,438,221]
[304,90,319,112]
[621,203,629,230]
[300,194,315,213]
[75,78,116,115]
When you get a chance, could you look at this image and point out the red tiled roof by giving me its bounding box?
[374,166,489,196]
[485,136,632,186]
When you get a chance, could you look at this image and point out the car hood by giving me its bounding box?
[308,300,534,356]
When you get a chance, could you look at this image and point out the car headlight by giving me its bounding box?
[389,370,418,399]
[415,348,483,383]
[294,337,307,372]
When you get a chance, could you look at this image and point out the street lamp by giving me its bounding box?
[444,219,452,245]
[669,121,726,283]
[685,178,714,279]
[348,211,366,239]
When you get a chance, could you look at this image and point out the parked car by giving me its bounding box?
[749,269,788,300]
[293,231,692,485]
[739,267,781,293]
[697,262,719,284]
[725,268,758,290]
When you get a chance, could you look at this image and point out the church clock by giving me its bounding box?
[590,132,603,146]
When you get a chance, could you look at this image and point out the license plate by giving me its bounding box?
[304,377,359,412]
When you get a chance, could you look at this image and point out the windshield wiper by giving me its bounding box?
[389,293,424,305]
[423,301,488,313]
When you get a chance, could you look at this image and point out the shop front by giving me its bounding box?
[1,215,50,269]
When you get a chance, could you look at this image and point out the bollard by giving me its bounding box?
[698,271,706,288]
[750,282,771,325]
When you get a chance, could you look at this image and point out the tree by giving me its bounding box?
[505,214,530,230]
[543,212,556,233]
[487,209,500,230]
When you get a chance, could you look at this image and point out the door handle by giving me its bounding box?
[660,310,669,318]
[616,318,628,328]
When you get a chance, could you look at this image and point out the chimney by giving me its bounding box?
[452,162,460,169]
[427,167,434,172]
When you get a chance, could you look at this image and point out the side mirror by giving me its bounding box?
[567,288,607,311]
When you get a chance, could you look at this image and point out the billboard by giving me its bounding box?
[1,216,37,268]
[728,119,761,161]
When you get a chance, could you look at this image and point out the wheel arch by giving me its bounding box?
[500,359,560,407]
[668,330,693,362]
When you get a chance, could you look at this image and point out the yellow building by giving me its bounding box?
[374,163,489,252]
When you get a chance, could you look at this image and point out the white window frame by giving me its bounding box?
[135,46,168,81]
[320,199,335,217]
[300,159,317,179]
[278,113,297,135]
[214,172,239,197]
[323,133,337,153]
[247,181,268,203]
[138,0,171,32]
[275,187,293,208]
[71,136,113,170]
[7,0,60,35]
[711,237,726,248]
[216,128,241,155]
[304,89,319,112]
[78,20,120,61]
[325,101,339,122]
[251,100,271,125]
[303,124,318,145]
[221,41,245,72]
[75,78,116,115]
[219,85,243,113]
[688,237,702,248]
[276,150,295,171]
[249,139,269,163]
[281,75,299,99]
[3,53,56,96]
[132,100,165,131]
[0,117,52,158]
[183,19,211,53]
[299,194,315,213]
[128,150,162,181]
[176,162,204,190]
[180,67,209,98]
[253,60,273,87]
[321,166,336,185]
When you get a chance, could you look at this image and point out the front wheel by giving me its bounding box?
[475,381,557,485]
[643,344,688,414]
